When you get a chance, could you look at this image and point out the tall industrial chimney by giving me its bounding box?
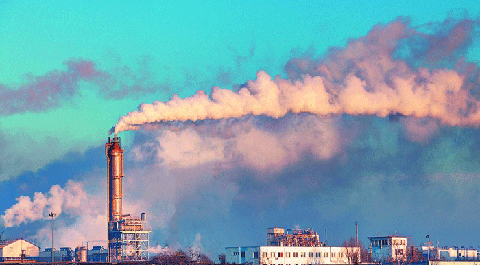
[105,136,123,223]
[105,135,150,262]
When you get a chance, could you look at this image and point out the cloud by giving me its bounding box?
[113,18,480,134]
[131,115,344,174]
[0,58,169,116]
[1,180,88,227]
[401,117,440,142]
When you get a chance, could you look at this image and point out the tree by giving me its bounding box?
[342,237,370,264]
[218,253,226,265]
[151,249,214,265]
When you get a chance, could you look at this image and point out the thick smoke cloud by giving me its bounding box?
[1,174,108,248]
[113,18,480,134]
[131,115,345,173]
[1,180,88,227]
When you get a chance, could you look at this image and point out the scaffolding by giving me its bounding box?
[108,218,150,262]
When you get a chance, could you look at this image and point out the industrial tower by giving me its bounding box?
[106,136,150,262]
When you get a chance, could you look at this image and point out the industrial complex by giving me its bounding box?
[1,136,480,264]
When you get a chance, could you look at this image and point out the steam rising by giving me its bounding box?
[1,181,87,227]
[112,18,480,134]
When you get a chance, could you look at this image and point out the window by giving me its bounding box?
[324,253,328,257]
[286,252,291,258]
[315,252,321,258]
[293,252,298,258]
[395,249,404,255]
[263,252,267,258]
[340,253,343,258]
[234,252,239,256]
[254,252,259,259]
[270,252,275,258]
[241,252,245,258]
[279,252,284,258]
[332,253,335,258]
[309,252,313,257]
[300,252,306,257]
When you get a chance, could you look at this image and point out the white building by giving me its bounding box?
[434,247,478,260]
[368,235,408,262]
[225,246,360,265]
[0,239,40,262]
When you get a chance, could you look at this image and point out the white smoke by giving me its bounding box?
[112,19,480,135]
[1,180,88,227]
[134,115,343,173]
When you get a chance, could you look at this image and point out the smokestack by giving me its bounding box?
[105,136,124,223]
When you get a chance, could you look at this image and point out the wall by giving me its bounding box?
[226,246,359,265]
[0,240,39,258]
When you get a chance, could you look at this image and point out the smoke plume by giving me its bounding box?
[112,18,480,134]
[0,58,161,116]
[1,180,88,227]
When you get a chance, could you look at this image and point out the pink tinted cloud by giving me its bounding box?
[114,18,480,135]
[0,58,164,116]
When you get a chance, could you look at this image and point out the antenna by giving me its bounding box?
[355,222,358,247]
[324,228,328,246]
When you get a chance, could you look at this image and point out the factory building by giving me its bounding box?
[0,239,39,262]
[226,246,360,265]
[429,246,478,260]
[106,136,150,262]
[368,235,408,262]
[226,227,360,265]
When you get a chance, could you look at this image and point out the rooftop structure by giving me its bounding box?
[267,227,323,247]
[368,235,409,262]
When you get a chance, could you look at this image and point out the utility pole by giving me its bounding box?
[49,212,56,265]
[355,222,359,260]
[426,235,430,263]
[355,222,358,247]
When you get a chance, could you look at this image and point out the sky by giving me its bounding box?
[1,0,480,259]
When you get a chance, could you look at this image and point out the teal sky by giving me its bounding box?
[1,0,480,258]
[1,0,478,158]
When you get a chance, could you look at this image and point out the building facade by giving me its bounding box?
[0,239,39,262]
[226,246,360,265]
[369,236,408,262]
[434,247,478,260]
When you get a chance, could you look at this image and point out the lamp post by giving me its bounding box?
[49,212,56,265]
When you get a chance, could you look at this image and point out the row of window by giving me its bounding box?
[262,263,320,265]
[232,252,247,257]
[233,251,259,258]
[262,252,344,258]
[372,239,406,246]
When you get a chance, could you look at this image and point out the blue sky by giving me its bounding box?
[1,0,480,259]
